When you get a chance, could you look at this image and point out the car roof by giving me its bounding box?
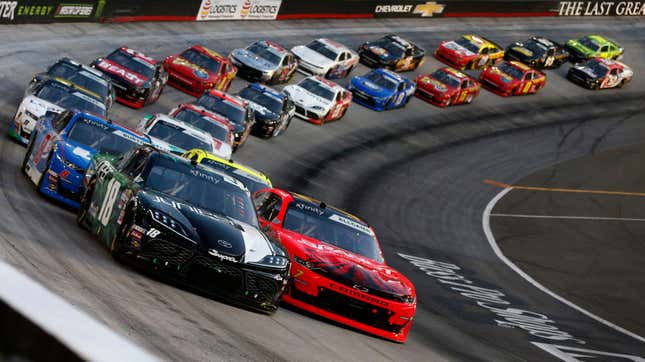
[55,58,110,82]
[191,44,228,61]
[441,67,469,79]
[317,38,349,52]
[119,46,157,65]
[152,114,214,143]
[374,68,405,82]
[187,149,272,185]
[247,83,287,101]
[205,89,248,108]
[305,76,344,92]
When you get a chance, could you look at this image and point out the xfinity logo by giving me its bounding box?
[209,248,237,262]
[217,239,233,248]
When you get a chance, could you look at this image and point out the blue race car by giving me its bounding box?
[347,68,416,111]
[22,110,149,209]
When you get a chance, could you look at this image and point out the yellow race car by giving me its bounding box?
[183,149,272,193]
[434,34,504,70]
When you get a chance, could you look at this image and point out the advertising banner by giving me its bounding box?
[0,0,101,23]
[196,0,282,21]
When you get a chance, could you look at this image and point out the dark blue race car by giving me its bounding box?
[238,83,295,138]
[22,110,149,209]
[347,68,416,111]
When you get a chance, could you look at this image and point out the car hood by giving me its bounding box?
[507,45,539,61]
[283,85,332,110]
[211,138,232,160]
[364,44,398,62]
[245,99,279,121]
[565,40,593,56]
[62,139,96,170]
[95,58,149,87]
[291,46,335,68]
[139,190,272,263]
[416,75,454,94]
[440,41,477,58]
[166,56,215,83]
[572,65,600,79]
[23,95,64,119]
[483,67,516,85]
[284,231,414,300]
[350,76,392,98]
[231,49,277,72]
[147,136,185,155]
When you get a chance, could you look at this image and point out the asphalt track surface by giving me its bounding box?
[491,142,645,339]
[0,17,644,361]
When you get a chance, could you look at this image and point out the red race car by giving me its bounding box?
[169,103,235,146]
[163,45,237,97]
[479,60,546,97]
[415,67,480,107]
[434,34,505,70]
[254,189,417,343]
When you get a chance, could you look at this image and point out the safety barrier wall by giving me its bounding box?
[1,0,643,23]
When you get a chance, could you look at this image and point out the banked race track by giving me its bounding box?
[1,17,644,361]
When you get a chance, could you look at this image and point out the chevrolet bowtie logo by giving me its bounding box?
[413,2,445,17]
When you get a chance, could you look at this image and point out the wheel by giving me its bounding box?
[325,69,332,79]
[444,97,452,107]
[465,61,475,70]
[345,65,355,77]
[272,115,291,137]
[465,94,474,104]
[76,177,96,228]
[21,131,37,174]
[110,206,133,260]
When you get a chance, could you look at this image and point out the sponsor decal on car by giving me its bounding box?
[54,4,94,18]
[196,0,281,21]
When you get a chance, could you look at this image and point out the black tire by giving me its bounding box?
[272,116,291,137]
[77,177,96,228]
[21,131,37,174]
[345,65,355,77]
[465,94,474,104]
[618,79,626,88]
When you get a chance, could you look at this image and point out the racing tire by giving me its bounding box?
[465,94,474,104]
[618,79,627,88]
[445,97,452,107]
[346,65,355,77]
[466,60,475,70]
[76,177,96,228]
[272,116,291,137]
[21,131,37,174]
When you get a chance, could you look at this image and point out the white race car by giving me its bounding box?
[291,38,359,79]
[138,113,232,160]
[283,76,352,125]
[10,78,107,145]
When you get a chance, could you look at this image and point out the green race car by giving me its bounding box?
[565,34,623,63]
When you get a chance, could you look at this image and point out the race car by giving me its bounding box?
[229,40,298,85]
[77,145,290,314]
[137,113,231,160]
[566,57,633,90]
[253,189,416,342]
[479,60,547,97]
[21,110,148,209]
[357,34,425,72]
[504,37,569,69]
[565,34,623,63]
[91,47,168,109]
[183,148,272,193]
[9,78,107,145]
[169,103,235,147]
[415,67,480,107]
[291,38,359,79]
[238,83,295,138]
[163,44,237,97]
[348,68,416,111]
[283,76,351,125]
[29,57,115,110]
[434,34,504,70]
[195,89,255,150]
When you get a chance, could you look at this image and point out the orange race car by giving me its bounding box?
[479,60,546,97]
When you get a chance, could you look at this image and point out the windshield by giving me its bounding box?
[106,49,155,79]
[306,40,339,61]
[455,37,481,53]
[283,205,383,262]
[179,49,222,74]
[66,118,140,155]
[172,108,229,142]
[299,78,335,101]
[579,37,600,51]
[247,42,281,65]
[196,94,247,126]
[201,158,270,193]
[148,120,210,151]
[585,59,609,77]
[48,63,109,99]
[239,86,283,114]
[36,82,107,116]
[498,62,524,79]
[431,69,461,88]
[146,158,257,226]
[364,71,397,91]
[370,38,404,58]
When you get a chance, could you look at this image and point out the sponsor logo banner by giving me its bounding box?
[196,0,282,21]
[374,1,445,17]
[557,1,645,15]
[54,3,95,18]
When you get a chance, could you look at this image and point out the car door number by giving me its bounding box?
[98,178,121,226]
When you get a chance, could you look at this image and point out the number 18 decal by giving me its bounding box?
[98,178,120,226]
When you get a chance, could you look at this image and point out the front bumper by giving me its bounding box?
[292,104,327,125]
[480,77,513,97]
[38,154,85,209]
[283,265,415,343]
[566,70,597,89]
[349,88,387,111]
[415,87,451,107]
[167,71,210,97]
[122,230,288,313]
[9,110,39,145]
[112,83,147,109]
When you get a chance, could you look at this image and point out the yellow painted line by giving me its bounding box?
[483,179,645,197]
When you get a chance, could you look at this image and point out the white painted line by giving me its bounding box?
[0,262,159,362]
[491,213,645,222]
[482,187,645,343]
